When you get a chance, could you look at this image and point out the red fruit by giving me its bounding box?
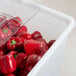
[0,43,8,54]
[0,43,6,50]
[26,54,41,71]
[0,27,12,44]
[17,68,29,76]
[7,37,23,50]
[48,40,56,48]
[2,49,7,54]
[37,38,47,44]
[12,17,22,25]
[3,26,12,37]
[7,17,22,28]
[5,73,15,76]
[5,20,16,29]
[1,17,22,30]
[37,38,48,50]
[15,26,27,36]
[0,51,17,74]
[24,40,47,56]
[0,50,4,56]
[10,51,18,57]
[17,32,31,44]
[17,32,31,40]
[0,28,5,40]
[21,38,26,44]
[16,53,27,68]
[31,31,43,40]
[8,17,22,31]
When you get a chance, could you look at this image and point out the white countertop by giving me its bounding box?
[35,0,76,76]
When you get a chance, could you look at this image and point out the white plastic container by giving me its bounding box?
[0,0,75,76]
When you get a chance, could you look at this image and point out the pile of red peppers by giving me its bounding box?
[0,16,55,76]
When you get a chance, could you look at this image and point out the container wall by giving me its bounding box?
[26,10,68,42]
[28,37,68,76]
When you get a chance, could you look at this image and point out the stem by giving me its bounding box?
[11,40,16,45]
[3,29,8,33]
[14,54,17,58]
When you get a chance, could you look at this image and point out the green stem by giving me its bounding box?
[14,54,17,58]
[11,40,16,45]
[3,29,8,33]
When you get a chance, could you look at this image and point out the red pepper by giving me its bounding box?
[48,40,56,48]
[16,53,27,68]
[17,32,31,40]
[17,32,32,44]
[0,44,6,50]
[2,49,8,54]
[0,27,12,40]
[10,51,18,57]
[5,17,22,32]
[5,73,15,76]
[7,37,23,50]
[21,38,26,44]
[0,50,4,56]
[0,51,17,74]
[26,54,41,71]
[11,17,22,27]
[31,31,43,40]
[16,68,29,76]
[0,43,8,54]
[14,26,27,36]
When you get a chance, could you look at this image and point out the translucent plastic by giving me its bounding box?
[0,12,22,46]
[0,0,39,24]
[0,0,39,46]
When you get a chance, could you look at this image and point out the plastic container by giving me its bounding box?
[0,12,23,46]
[0,0,75,76]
